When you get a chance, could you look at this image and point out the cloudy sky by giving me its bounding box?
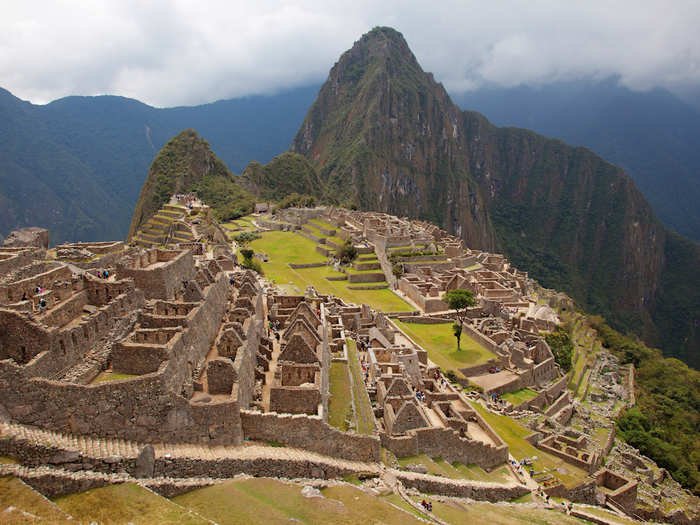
[2,1,699,107]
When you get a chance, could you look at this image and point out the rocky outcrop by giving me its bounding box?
[3,227,49,249]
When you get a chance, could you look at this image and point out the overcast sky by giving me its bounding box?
[2,1,699,107]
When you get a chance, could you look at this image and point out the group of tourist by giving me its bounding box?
[420,499,433,512]
[267,318,281,341]
[95,270,110,279]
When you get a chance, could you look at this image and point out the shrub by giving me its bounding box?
[234,232,261,245]
[336,239,358,264]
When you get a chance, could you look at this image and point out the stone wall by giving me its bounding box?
[240,410,380,462]
[396,471,529,501]
[117,250,195,300]
[381,426,508,471]
[544,392,571,416]
[0,366,242,444]
[461,323,500,354]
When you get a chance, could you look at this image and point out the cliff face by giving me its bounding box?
[128,129,254,238]
[291,27,690,361]
[291,28,496,250]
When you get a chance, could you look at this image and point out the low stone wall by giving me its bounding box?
[396,471,529,501]
[545,392,571,416]
[543,479,596,504]
[288,262,327,269]
[396,316,452,324]
[240,410,380,462]
[347,272,385,283]
[461,323,500,354]
[380,425,508,471]
[347,284,388,290]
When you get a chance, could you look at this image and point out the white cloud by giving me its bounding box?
[1,0,699,106]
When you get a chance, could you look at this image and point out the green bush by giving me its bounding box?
[336,239,358,264]
[234,232,261,245]
[544,325,573,372]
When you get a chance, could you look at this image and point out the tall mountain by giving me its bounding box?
[0,85,317,244]
[128,129,255,238]
[291,27,699,366]
[452,80,700,241]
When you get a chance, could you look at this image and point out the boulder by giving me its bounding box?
[134,444,155,478]
[3,227,49,249]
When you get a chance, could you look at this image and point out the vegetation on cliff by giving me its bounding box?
[592,318,700,494]
[241,152,326,202]
[128,130,255,237]
[290,26,698,367]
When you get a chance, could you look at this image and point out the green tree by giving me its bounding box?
[336,239,358,264]
[392,262,404,279]
[239,248,254,263]
[444,289,476,319]
[544,325,574,372]
[452,321,463,350]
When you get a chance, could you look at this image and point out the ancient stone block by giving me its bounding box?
[207,357,236,395]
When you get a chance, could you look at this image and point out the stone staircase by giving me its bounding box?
[132,204,188,248]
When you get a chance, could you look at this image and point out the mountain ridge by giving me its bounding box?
[290,26,698,366]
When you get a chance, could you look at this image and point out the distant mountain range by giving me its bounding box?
[0,85,317,244]
[2,75,700,245]
[452,79,700,241]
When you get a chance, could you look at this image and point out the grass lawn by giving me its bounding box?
[452,462,513,483]
[250,231,413,312]
[468,400,588,488]
[1,476,73,524]
[393,320,495,376]
[92,371,138,383]
[409,496,586,525]
[501,388,538,406]
[55,483,207,525]
[308,218,337,231]
[347,339,376,435]
[174,478,423,525]
[328,362,352,431]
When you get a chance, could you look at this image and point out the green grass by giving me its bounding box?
[501,388,538,406]
[308,218,337,231]
[413,496,587,524]
[347,339,376,435]
[55,483,207,524]
[249,231,412,312]
[1,476,73,524]
[174,478,423,525]
[328,362,353,431]
[468,400,588,488]
[92,371,138,383]
[452,462,513,483]
[381,494,430,520]
[393,320,496,376]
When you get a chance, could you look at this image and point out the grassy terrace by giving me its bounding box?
[92,371,137,383]
[2,476,73,524]
[328,361,353,431]
[393,320,495,376]
[407,496,587,525]
[347,339,376,435]
[468,400,588,488]
[249,231,412,312]
[174,478,423,525]
[56,483,207,525]
[501,388,538,406]
[396,454,512,483]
